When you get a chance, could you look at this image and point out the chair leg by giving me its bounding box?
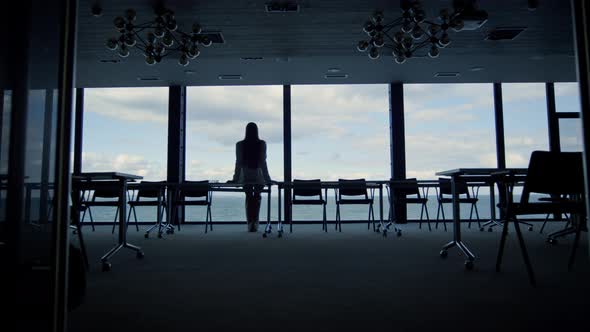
[424,203,431,231]
[334,203,340,231]
[496,215,511,272]
[126,206,133,232]
[539,213,550,234]
[419,204,423,230]
[512,218,536,286]
[568,214,584,271]
[372,203,376,231]
[112,207,119,234]
[76,223,89,270]
[474,203,481,229]
[468,203,474,229]
[435,203,441,229]
[440,204,447,231]
[133,205,139,231]
[323,203,327,232]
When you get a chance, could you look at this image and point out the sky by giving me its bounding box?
[78,82,582,183]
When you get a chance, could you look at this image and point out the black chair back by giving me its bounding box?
[136,181,165,199]
[392,178,420,197]
[338,178,368,198]
[293,179,322,198]
[93,188,119,200]
[438,178,469,196]
[521,151,584,204]
[182,180,210,198]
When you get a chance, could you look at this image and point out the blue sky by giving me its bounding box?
[79,82,582,182]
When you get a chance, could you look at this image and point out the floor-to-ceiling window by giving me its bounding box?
[555,82,583,152]
[82,87,169,222]
[405,83,496,220]
[291,84,389,221]
[502,83,549,166]
[186,85,283,222]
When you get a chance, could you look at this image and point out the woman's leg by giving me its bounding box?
[245,185,256,231]
[251,185,263,231]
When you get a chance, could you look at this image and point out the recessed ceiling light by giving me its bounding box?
[324,74,348,79]
[275,56,291,63]
[327,68,341,73]
[434,72,460,78]
[241,57,264,61]
[136,77,161,81]
[98,59,120,63]
[469,66,484,72]
[218,74,243,80]
[184,70,196,75]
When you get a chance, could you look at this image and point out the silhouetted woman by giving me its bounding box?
[230,122,272,232]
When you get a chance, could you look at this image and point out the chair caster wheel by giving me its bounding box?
[479,227,484,232]
[278,231,283,238]
[440,250,448,258]
[136,251,144,259]
[528,226,533,231]
[262,232,267,238]
[101,261,111,272]
[547,238,557,245]
[144,233,149,238]
[396,230,402,237]
[382,230,387,237]
[73,230,78,235]
[488,228,493,232]
[158,232,163,238]
[465,260,474,270]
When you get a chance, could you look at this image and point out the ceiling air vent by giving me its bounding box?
[324,74,348,79]
[99,59,120,63]
[219,75,243,80]
[265,2,300,13]
[486,27,526,41]
[434,72,460,78]
[201,31,225,44]
[137,77,161,81]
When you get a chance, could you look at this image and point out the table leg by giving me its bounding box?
[100,179,144,272]
[440,175,475,269]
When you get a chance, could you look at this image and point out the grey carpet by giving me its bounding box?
[68,221,590,332]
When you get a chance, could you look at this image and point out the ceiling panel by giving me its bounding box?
[75,0,579,87]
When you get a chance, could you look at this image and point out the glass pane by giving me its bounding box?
[503,83,548,167]
[405,83,496,219]
[186,86,283,222]
[0,91,11,226]
[292,84,389,221]
[82,88,168,223]
[555,82,581,113]
[82,88,168,180]
[560,118,583,152]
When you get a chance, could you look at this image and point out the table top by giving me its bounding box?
[436,168,528,177]
[74,172,144,181]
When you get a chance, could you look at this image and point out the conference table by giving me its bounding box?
[435,168,527,269]
[275,180,386,237]
[157,181,273,236]
[72,172,144,272]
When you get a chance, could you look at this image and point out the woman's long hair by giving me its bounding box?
[243,122,262,168]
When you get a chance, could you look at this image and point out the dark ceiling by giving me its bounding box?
[76,0,579,88]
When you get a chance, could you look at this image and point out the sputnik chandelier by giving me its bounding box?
[357,0,477,64]
[105,6,212,66]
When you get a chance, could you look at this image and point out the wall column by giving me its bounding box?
[389,83,407,223]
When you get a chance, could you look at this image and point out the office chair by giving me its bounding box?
[127,181,168,239]
[171,180,212,233]
[436,178,480,231]
[495,151,585,286]
[292,179,327,232]
[335,178,375,232]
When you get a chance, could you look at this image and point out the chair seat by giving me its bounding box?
[175,200,209,206]
[337,199,373,204]
[129,201,167,207]
[293,199,325,205]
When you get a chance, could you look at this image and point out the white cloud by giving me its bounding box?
[82,152,166,180]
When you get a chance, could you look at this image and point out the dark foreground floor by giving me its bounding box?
[68,221,590,332]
